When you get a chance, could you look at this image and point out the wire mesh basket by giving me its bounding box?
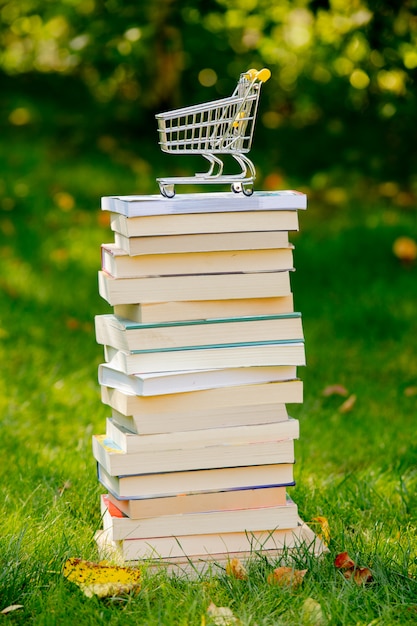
[155,68,271,197]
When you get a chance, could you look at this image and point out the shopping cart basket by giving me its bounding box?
[155,68,271,198]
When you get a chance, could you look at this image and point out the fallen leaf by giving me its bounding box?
[338,394,357,413]
[207,602,238,625]
[347,566,373,585]
[225,558,248,580]
[334,552,355,570]
[404,386,417,397]
[334,552,373,585]
[63,557,141,598]
[393,236,417,263]
[267,566,307,589]
[1,605,24,615]
[322,384,348,397]
[302,597,326,626]
[311,516,331,545]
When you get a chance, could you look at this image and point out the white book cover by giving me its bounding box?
[102,190,307,217]
[98,363,298,396]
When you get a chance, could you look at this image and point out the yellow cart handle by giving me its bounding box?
[244,68,271,83]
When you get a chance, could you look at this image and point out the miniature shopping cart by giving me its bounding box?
[155,68,271,198]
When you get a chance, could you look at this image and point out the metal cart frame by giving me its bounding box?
[155,68,271,198]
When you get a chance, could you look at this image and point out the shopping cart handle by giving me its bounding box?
[244,67,271,83]
[256,68,271,83]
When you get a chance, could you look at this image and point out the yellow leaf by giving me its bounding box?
[311,516,331,545]
[267,566,307,589]
[302,598,326,626]
[63,557,141,598]
[225,558,248,580]
[207,602,238,625]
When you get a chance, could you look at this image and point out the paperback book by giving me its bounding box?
[103,340,306,375]
[97,462,296,499]
[106,485,289,519]
[93,433,297,476]
[109,209,300,237]
[101,190,307,217]
[101,243,294,278]
[98,269,293,305]
[113,294,295,325]
[95,312,304,352]
[100,494,299,541]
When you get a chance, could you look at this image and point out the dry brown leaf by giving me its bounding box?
[334,552,355,570]
[267,566,307,589]
[322,384,349,397]
[1,605,24,615]
[225,558,248,580]
[311,516,331,545]
[207,602,238,625]
[404,386,417,397]
[338,394,357,413]
[63,557,141,598]
[346,566,373,585]
[334,552,373,585]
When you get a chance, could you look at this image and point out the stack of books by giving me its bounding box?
[93,190,324,570]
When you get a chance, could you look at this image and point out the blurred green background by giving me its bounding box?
[2,0,417,201]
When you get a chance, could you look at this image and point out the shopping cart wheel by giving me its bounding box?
[159,183,175,198]
[231,182,253,196]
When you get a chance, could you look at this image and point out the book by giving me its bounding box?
[113,230,291,256]
[98,269,293,305]
[95,522,314,561]
[95,312,304,352]
[113,295,294,324]
[105,417,299,454]
[101,380,302,434]
[92,433,296,476]
[103,341,306,375]
[101,190,307,217]
[100,494,299,541]
[106,485,289,519]
[110,210,299,237]
[109,403,289,435]
[97,462,295,499]
[98,363,298,396]
[101,243,295,278]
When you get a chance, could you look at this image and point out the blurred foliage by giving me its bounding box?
[1,0,417,190]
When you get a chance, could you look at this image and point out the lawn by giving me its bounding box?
[1,134,417,624]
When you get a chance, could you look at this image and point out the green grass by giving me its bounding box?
[1,134,417,624]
